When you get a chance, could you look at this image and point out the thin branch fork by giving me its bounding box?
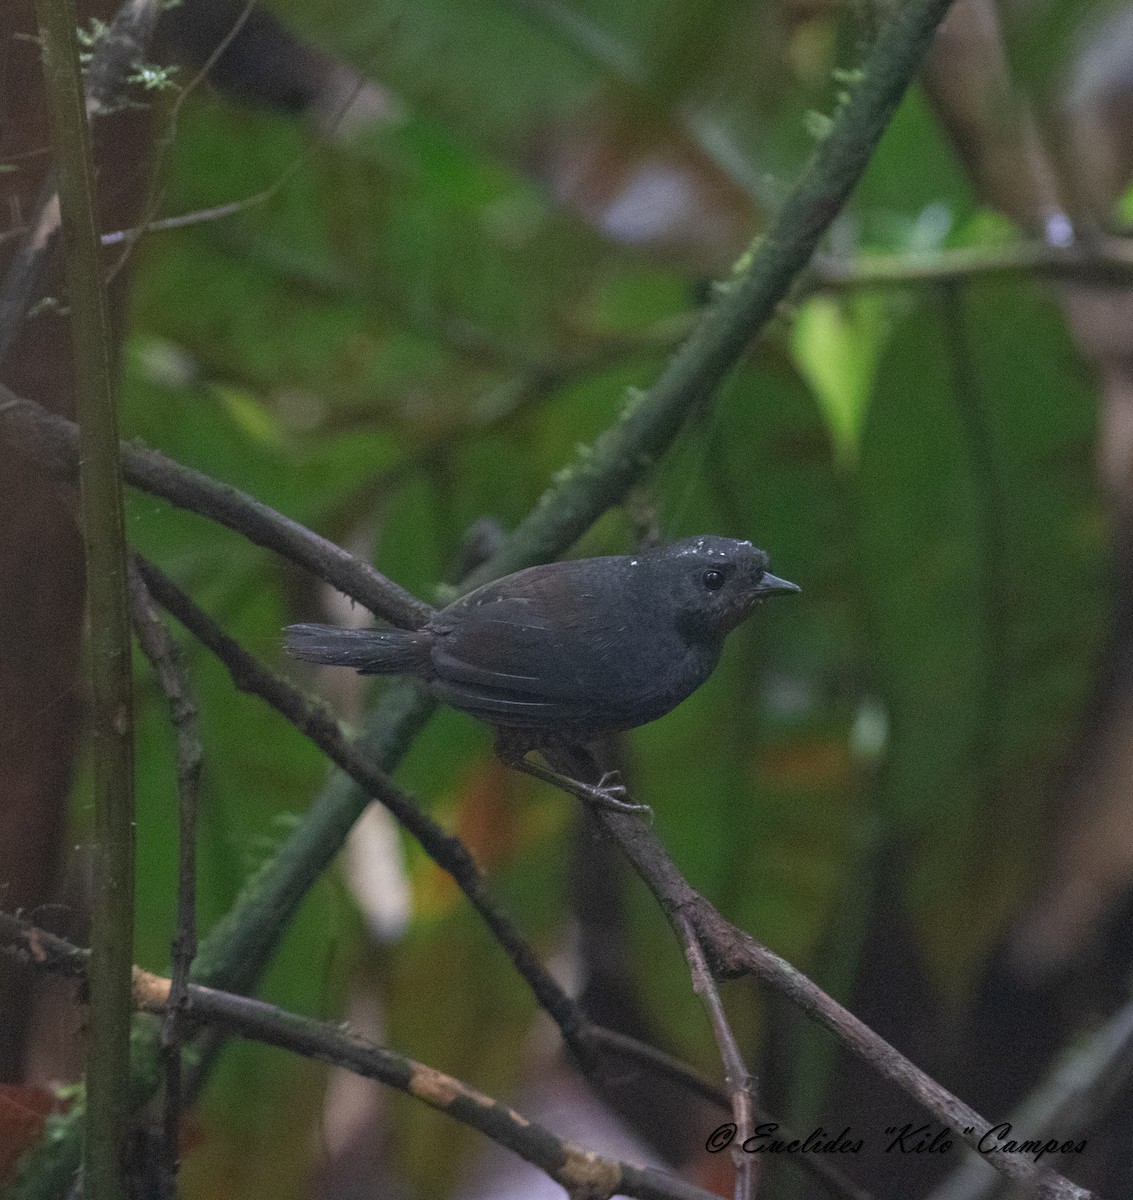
[0,300,1077,1199]
[132,548,1023,1200]
[590,805,1095,1200]
[14,404,1092,1200]
[0,913,718,1200]
[0,573,875,1200]
[677,913,757,1200]
[1,390,873,1200]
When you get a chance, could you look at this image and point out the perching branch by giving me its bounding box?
[33,3,136,1198]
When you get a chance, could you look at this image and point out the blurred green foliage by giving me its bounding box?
[92,0,1111,1195]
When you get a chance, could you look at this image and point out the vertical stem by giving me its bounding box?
[33,5,135,1200]
[676,914,758,1200]
[125,563,201,1196]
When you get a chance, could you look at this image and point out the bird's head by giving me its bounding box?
[644,535,799,643]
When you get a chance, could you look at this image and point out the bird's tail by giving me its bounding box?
[282,623,432,675]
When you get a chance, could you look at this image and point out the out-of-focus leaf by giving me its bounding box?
[858,278,1105,1004]
[852,86,976,246]
[792,290,896,463]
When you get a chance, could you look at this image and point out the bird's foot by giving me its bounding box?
[497,742,652,820]
[580,771,651,817]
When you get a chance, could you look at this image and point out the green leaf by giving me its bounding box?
[858,279,1105,1003]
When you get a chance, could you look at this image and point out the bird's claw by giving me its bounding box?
[583,772,651,817]
[596,771,626,797]
[497,746,652,820]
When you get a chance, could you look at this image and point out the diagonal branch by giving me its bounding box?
[0,913,720,1200]
[588,803,1094,1200]
[0,389,435,629]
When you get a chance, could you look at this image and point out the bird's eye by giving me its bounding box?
[703,569,725,591]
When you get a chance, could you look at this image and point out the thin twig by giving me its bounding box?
[99,217,1133,294]
[99,195,275,244]
[0,912,721,1200]
[0,388,435,629]
[587,803,1093,1200]
[110,0,380,285]
[125,563,202,1199]
[0,195,275,250]
[810,237,1133,290]
[106,0,258,284]
[676,913,757,1200]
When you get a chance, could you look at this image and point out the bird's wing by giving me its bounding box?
[429,570,634,725]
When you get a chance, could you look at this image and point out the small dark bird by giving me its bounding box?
[285,536,798,811]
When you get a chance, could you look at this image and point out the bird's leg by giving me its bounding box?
[494,734,651,817]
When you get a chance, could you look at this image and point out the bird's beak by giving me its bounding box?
[754,572,800,597]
